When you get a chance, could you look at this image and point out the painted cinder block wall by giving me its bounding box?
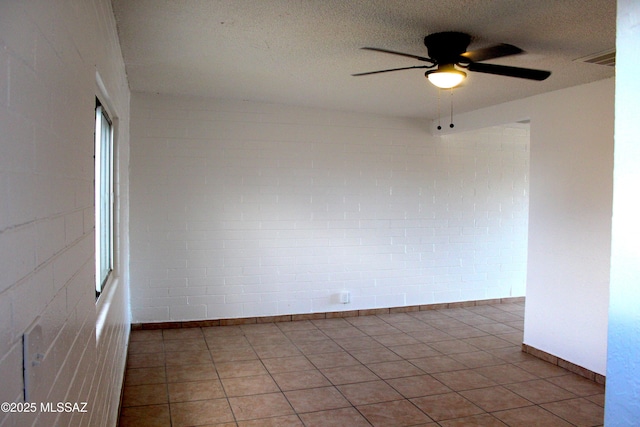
[129,93,530,323]
[0,1,130,426]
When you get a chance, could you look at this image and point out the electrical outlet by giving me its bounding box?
[339,291,350,304]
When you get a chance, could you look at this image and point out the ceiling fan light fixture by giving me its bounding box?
[426,65,466,89]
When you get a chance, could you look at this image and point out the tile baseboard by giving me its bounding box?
[131,296,525,330]
[521,343,606,385]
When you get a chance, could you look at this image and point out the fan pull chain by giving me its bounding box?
[449,88,455,128]
[437,89,442,130]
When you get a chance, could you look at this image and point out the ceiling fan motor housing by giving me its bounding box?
[424,32,472,64]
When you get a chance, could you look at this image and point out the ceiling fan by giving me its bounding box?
[353,31,551,89]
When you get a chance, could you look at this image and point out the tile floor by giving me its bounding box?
[118,302,605,426]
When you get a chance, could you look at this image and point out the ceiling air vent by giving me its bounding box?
[576,49,616,67]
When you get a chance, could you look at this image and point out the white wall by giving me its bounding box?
[525,79,614,376]
[605,0,640,422]
[443,78,614,376]
[129,93,530,323]
[0,1,130,426]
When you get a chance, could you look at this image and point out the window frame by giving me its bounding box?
[95,98,114,299]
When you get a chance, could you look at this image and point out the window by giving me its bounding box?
[95,99,114,298]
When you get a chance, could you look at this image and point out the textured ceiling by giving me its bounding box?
[111,0,616,120]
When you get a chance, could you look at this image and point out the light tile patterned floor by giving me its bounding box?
[119,302,605,426]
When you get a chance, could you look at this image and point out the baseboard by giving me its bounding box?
[521,343,606,385]
[131,296,525,330]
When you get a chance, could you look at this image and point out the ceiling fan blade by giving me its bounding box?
[461,43,523,62]
[352,65,432,76]
[361,47,435,64]
[467,62,551,80]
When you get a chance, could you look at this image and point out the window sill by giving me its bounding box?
[96,274,121,345]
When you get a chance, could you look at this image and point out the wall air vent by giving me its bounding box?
[576,49,616,67]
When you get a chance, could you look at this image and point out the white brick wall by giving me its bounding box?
[130,94,529,323]
[0,1,130,426]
